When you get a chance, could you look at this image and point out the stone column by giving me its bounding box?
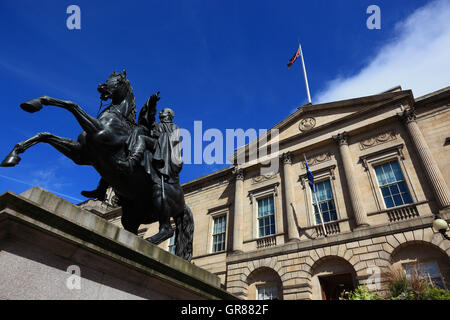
[281,152,300,241]
[399,108,450,209]
[232,168,244,252]
[333,132,370,227]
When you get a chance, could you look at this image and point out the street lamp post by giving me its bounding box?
[433,215,450,240]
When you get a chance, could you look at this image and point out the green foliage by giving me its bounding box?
[422,287,450,300]
[340,284,450,301]
[340,285,381,300]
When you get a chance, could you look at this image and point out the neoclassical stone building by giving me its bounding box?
[81,86,450,300]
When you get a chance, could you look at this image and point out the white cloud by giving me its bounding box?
[317,0,450,103]
[0,172,81,202]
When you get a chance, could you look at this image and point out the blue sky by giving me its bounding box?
[0,0,448,203]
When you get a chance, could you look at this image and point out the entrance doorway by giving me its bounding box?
[319,273,355,300]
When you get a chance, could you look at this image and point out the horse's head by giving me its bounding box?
[98,70,130,103]
[98,70,136,124]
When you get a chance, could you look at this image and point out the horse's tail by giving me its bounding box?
[175,204,194,262]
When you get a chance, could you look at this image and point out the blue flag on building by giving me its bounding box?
[304,155,316,193]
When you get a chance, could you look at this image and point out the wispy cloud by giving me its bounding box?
[317,0,450,103]
[0,173,82,202]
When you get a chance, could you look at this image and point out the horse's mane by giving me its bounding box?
[97,75,137,130]
[123,79,137,126]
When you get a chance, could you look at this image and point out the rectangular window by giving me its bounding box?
[168,233,176,254]
[404,261,446,289]
[212,215,226,253]
[257,285,278,300]
[312,180,338,224]
[257,197,275,237]
[374,161,413,209]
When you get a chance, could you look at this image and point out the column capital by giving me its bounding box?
[280,151,292,165]
[333,132,349,146]
[398,108,417,124]
[234,168,245,181]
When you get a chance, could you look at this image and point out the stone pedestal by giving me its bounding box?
[0,187,237,300]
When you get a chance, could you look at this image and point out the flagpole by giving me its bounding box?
[304,154,327,237]
[298,44,312,104]
[313,188,327,237]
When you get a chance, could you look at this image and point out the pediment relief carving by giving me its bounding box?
[298,117,316,132]
[359,130,397,150]
[300,151,332,168]
[252,172,277,184]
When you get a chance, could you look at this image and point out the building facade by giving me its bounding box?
[81,86,450,300]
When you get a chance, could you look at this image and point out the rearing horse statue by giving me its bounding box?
[1,70,194,261]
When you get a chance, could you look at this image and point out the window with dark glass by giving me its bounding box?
[374,161,413,208]
[404,261,446,289]
[257,285,278,300]
[312,180,338,224]
[257,197,275,237]
[212,215,226,253]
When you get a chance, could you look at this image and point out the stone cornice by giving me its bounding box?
[181,165,234,194]
[225,212,440,265]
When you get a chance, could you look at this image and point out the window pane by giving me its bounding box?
[393,194,403,206]
[375,166,386,185]
[402,192,413,204]
[384,196,395,208]
[398,181,408,193]
[391,161,404,181]
[385,166,396,184]
[329,201,335,210]
[381,186,390,197]
[268,197,274,211]
[259,218,264,229]
[258,286,278,300]
[389,184,400,195]
[375,161,414,209]
[312,180,338,225]
[315,214,321,225]
[330,210,338,221]
[405,262,445,289]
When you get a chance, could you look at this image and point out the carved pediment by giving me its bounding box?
[359,131,397,150]
[229,90,413,165]
[300,151,332,168]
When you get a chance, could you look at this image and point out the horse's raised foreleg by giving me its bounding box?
[1,132,89,167]
[21,96,102,135]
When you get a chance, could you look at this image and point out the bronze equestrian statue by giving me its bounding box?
[0,70,194,261]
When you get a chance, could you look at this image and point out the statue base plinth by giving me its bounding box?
[0,187,237,300]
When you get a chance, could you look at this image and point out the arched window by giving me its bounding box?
[391,242,450,289]
[247,267,282,300]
